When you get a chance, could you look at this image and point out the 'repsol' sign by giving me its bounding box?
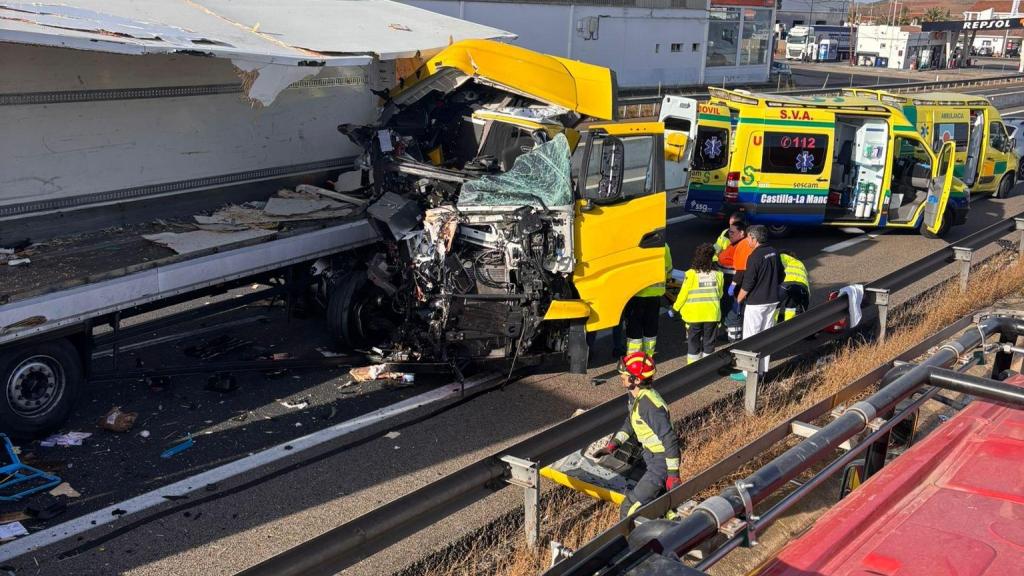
[922,18,1024,32]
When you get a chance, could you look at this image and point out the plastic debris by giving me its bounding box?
[0,522,28,542]
[49,482,80,499]
[39,432,91,447]
[349,364,405,382]
[160,435,194,459]
[139,430,151,438]
[384,431,401,439]
[6,258,30,266]
[97,406,137,433]
[279,398,309,410]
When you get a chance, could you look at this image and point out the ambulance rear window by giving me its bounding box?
[762,132,829,175]
[933,123,968,151]
[693,127,729,171]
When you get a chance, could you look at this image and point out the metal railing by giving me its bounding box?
[236,212,1024,576]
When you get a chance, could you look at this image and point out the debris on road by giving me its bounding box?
[39,432,91,448]
[384,431,401,440]
[97,406,137,433]
[295,184,368,207]
[0,522,28,542]
[139,430,151,439]
[26,500,66,521]
[160,435,194,459]
[143,229,275,255]
[6,258,30,266]
[279,397,310,410]
[0,512,29,524]
[48,482,80,499]
[349,364,405,382]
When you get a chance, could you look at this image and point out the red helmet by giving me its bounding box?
[618,352,656,380]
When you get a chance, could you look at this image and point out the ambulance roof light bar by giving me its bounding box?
[708,87,890,113]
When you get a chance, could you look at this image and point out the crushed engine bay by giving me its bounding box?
[322,76,588,365]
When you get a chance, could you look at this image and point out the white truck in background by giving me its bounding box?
[0,1,510,435]
[786,25,852,62]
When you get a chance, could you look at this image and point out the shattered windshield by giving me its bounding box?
[458,133,572,208]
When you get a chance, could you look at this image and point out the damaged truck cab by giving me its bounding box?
[327,40,689,372]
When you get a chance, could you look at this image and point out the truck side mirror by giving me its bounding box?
[587,136,625,204]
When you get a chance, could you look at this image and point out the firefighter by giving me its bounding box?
[624,245,673,357]
[779,250,810,321]
[672,243,724,364]
[593,352,681,519]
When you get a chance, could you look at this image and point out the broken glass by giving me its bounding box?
[458,133,572,208]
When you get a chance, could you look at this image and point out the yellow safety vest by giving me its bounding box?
[636,245,673,298]
[712,228,730,263]
[780,254,809,289]
[673,269,723,323]
[630,389,668,454]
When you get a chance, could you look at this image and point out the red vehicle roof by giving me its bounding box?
[758,376,1024,576]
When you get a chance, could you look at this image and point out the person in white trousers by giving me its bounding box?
[731,225,784,381]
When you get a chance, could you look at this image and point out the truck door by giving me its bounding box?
[923,140,956,235]
[573,125,666,331]
[660,96,699,205]
[687,103,733,216]
[963,110,986,186]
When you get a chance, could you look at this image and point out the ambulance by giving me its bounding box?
[843,89,1018,198]
[688,88,970,237]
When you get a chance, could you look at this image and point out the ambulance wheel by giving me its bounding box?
[995,174,1014,199]
[920,209,952,239]
[766,224,792,238]
[0,339,83,437]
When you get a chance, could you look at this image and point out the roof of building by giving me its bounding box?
[759,375,1024,576]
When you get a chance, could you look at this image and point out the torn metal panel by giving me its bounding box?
[143,229,275,255]
[0,0,512,104]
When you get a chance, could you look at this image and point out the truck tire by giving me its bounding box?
[920,208,952,239]
[0,339,82,437]
[766,223,792,238]
[995,174,1015,199]
[326,272,367,349]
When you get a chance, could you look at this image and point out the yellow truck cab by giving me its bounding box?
[844,89,1018,198]
[688,87,968,237]
[336,40,695,373]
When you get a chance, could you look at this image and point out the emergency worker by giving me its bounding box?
[720,221,748,342]
[779,250,810,321]
[593,352,681,519]
[624,245,673,357]
[673,243,724,363]
[713,212,746,261]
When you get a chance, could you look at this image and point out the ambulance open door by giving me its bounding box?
[963,111,985,186]
[923,140,956,236]
[660,96,699,205]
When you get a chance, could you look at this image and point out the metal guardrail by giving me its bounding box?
[235,212,1024,576]
[617,72,1024,107]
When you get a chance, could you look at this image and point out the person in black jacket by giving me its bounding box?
[731,225,784,381]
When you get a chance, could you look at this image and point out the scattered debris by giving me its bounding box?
[349,364,405,382]
[139,430,151,439]
[39,432,91,448]
[160,435,194,459]
[97,407,137,433]
[48,482,80,499]
[0,512,29,524]
[143,229,275,255]
[295,184,367,206]
[6,258,30,267]
[26,500,66,521]
[111,508,127,517]
[279,397,310,410]
[264,196,344,217]
[161,494,189,501]
[384,431,401,440]
[316,347,346,358]
[0,522,28,542]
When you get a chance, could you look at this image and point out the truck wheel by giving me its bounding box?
[766,224,792,238]
[326,272,397,350]
[0,339,82,437]
[995,174,1015,199]
[920,209,952,239]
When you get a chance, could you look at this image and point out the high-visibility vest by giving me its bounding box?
[712,228,730,258]
[780,254,809,289]
[629,389,675,467]
[673,269,723,323]
[636,245,673,298]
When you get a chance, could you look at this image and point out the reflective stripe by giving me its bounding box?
[614,431,630,444]
[665,457,680,472]
[630,389,669,454]
[780,254,809,288]
[675,270,722,323]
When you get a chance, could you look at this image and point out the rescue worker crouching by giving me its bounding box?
[672,243,724,364]
[594,352,682,519]
[779,250,810,322]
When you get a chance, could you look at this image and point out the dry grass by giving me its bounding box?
[416,252,1024,576]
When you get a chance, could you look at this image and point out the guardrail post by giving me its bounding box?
[866,287,891,342]
[501,455,541,549]
[1015,218,1024,260]
[732,349,763,413]
[952,247,973,292]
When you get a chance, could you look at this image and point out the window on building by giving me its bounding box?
[740,8,772,66]
[761,133,830,175]
[671,43,683,52]
[707,7,740,67]
[655,43,660,53]
[693,42,700,51]
[815,20,827,25]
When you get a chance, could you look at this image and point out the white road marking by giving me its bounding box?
[667,214,696,226]
[822,230,889,253]
[0,372,503,563]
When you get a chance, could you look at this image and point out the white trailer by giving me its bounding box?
[0,0,511,434]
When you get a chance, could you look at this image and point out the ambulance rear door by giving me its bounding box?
[687,102,734,216]
[923,140,956,235]
[963,109,986,186]
[660,95,699,205]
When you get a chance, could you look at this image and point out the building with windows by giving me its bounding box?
[776,0,848,30]
[403,0,774,88]
[855,25,951,69]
